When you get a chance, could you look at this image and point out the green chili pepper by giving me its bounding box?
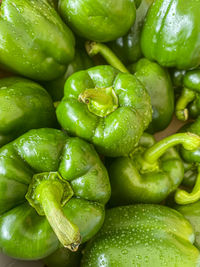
[56,65,152,157]
[107,132,200,205]
[58,0,136,42]
[0,77,56,147]
[0,128,110,260]
[141,0,200,70]
[108,0,154,65]
[81,205,200,267]
[0,0,75,81]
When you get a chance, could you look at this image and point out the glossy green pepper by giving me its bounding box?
[43,49,94,102]
[107,133,200,205]
[0,0,75,81]
[109,0,154,65]
[56,65,152,157]
[86,43,174,133]
[174,119,200,205]
[141,0,200,70]
[81,205,200,267]
[0,77,56,147]
[176,69,200,121]
[58,0,136,42]
[175,201,200,250]
[0,128,110,260]
[44,247,81,267]
[129,58,174,133]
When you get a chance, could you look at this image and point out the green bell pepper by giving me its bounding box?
[86,42,174,133]
[0,0,75,81]
[58,0,136,42]
[129,58,174,133]
[44,247,81,267]
[81,204,200,267]
[0,77,56,147]
[109,0,154,65]
[141,0,200,70]
[107,132,200,205]
[0,128,110,260]
[43,49,94,102]
[175,201,200,250]
[56,65,152,157]
[176,69,200,121]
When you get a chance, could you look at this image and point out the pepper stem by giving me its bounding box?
[175,87,196,121]
[26,172,81,251]
[175,166,200,205]
[143,133,200,164]
[85,41,129,73]
[79,87,118,117]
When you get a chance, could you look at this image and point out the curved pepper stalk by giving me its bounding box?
[26,172,81,251]
[175,166,200,205]
[108,132,200,205]
[143,133,200,165]
[86,41,129,73]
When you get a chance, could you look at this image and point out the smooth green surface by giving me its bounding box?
[0,77,56,147]
[109,0,153,64]
[141,0,200,70]
[176,201,200,250]
[0,0,75,81]
[56,65,152,157]
[0,129,110,260]
[58,0,136,42]
[129,58,174,133]
[81,205,200,266]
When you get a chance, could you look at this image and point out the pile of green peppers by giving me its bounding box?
[1,0,200,266]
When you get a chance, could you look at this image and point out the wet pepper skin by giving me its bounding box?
[141,0,200,70]
[58,0,136,42]
[0,0,75,81]
[0,128,110,260]
[0,77,56,147]
[56,65,152,157]
[107,131,200,206]
[81,205,200,267]
[129,58,174,133]
[107,133,186,205]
